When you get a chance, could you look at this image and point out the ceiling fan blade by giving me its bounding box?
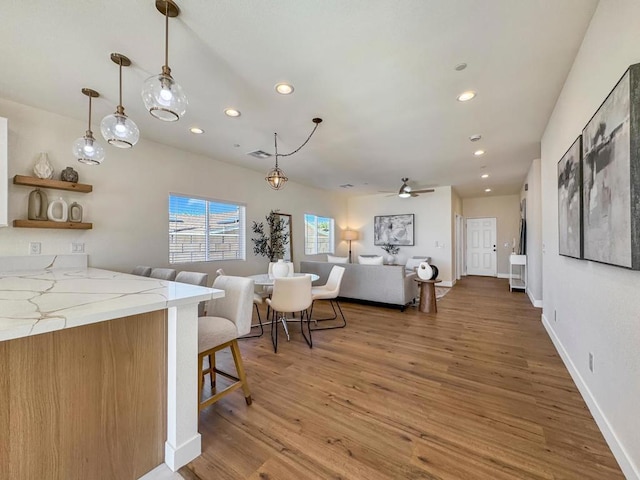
[412,189,435,194]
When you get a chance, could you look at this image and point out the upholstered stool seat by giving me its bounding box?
[198,316,238,351]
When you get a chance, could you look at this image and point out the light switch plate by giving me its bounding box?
[29,242,41,255]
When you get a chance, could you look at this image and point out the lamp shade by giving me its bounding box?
[342,229,359,241]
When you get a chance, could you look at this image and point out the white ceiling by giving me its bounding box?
[0,0,598,197]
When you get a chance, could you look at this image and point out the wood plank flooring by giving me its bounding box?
[185,277,623,479]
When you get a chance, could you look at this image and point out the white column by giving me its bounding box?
[164,303,201,471]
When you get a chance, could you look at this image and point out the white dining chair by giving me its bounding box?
[198,275,254,411]
[309,265,347,330]
[265,275,313,353]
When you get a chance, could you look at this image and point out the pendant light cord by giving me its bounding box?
[118,60,123,108]
[87,95,92,132]
[278,121,321,158]
[164,2,170,69]
[274,133,280,168]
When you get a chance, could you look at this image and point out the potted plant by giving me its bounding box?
[251,210,290,261]
[380,243,400,264]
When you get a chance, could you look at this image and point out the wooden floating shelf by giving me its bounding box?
[13,220,93,230]
[13,175,93,193]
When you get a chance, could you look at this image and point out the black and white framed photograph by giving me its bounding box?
[374,214,414,246]
[558,136,582,259]
[582,63,640,270]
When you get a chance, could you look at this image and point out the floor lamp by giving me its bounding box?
[342,229,359,263]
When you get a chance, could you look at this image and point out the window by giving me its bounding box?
[169,194,246,264]
[304,214,335,255]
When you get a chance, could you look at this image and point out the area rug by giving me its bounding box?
[435,286,451,300]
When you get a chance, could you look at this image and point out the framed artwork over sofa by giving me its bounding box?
[374,214,414,246]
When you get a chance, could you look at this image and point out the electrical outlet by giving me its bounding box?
[71,242,85,253]
[29,242,41,255]
[589,352,594,373]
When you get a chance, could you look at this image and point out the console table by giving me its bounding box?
[509,254,527,292]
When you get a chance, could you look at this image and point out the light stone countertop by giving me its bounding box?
[0,267,221,342]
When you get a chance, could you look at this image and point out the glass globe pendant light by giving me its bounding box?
[141,0,187,121]
[101,53,139,148]
[73,88,106,165]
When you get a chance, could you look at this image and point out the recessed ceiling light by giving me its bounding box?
[485,188,492,192]
[190,127,204,134]
[455,63,467,71]
[474,149,485,156]
[469,134,482,142]
[457,90,476,102]
[224,108,241,117]
[233,143,240,148]
[275,83,294,95]
[481,174,489,179]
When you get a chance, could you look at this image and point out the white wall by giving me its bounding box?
[462,195,520,277]
[347,187,454,285]
[522,159,542,307]
[0,98,347,278]
[451,189,463,284]
[540,0,640,477]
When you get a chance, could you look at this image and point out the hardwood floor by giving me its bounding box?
[185,277,623,479]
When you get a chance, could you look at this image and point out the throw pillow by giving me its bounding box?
[358,255,384,265]
[327,254,348,264]
[405,256,430,272]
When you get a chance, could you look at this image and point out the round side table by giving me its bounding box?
[414,278,442,313]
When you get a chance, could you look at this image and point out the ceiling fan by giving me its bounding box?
[397,178,435,198]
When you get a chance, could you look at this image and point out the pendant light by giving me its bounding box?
[101,53,139,148]
[72,88,105,165]
[141,0,187,121]
[265,133,288,190]
[266,118,323,191]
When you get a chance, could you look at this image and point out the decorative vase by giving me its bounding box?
[68,202,83,223]
[385,254,395,265]
[33,152,54,179]
[27,188,48,220]
[47,197,68,222]
[60,167,79,183]
[417,262,433,280]
[272,259,289,278]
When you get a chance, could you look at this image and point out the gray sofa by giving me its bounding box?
[300,261,418,310]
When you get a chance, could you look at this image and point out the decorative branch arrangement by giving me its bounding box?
[251,210,290,261]
[380,243,400,255]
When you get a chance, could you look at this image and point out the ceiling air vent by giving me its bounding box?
[247,150,272,159]
[339,184,354,188]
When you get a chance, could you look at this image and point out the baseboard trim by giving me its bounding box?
[165,433,201,472]
[541,314,639,480]
[497,273,510,279]
[439,280,454,287]
[526,288,542,308]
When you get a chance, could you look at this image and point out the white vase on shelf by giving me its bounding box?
[272,259,289,278]
[385,254,395,265]
[47,197,68,222]
[34,152,54,179]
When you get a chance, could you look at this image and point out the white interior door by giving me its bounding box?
[466,218,497,276]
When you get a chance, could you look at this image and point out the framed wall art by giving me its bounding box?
[558,136,582,259]
[582,63,640,270]
[373,214,414,246]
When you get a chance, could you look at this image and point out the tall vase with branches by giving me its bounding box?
[251,210,290,261]
[380,243,400,265]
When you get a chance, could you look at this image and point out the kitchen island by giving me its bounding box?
[0,255,222,479]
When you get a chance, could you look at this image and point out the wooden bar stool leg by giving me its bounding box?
[208,354,216,388]
[230,340,252,405]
